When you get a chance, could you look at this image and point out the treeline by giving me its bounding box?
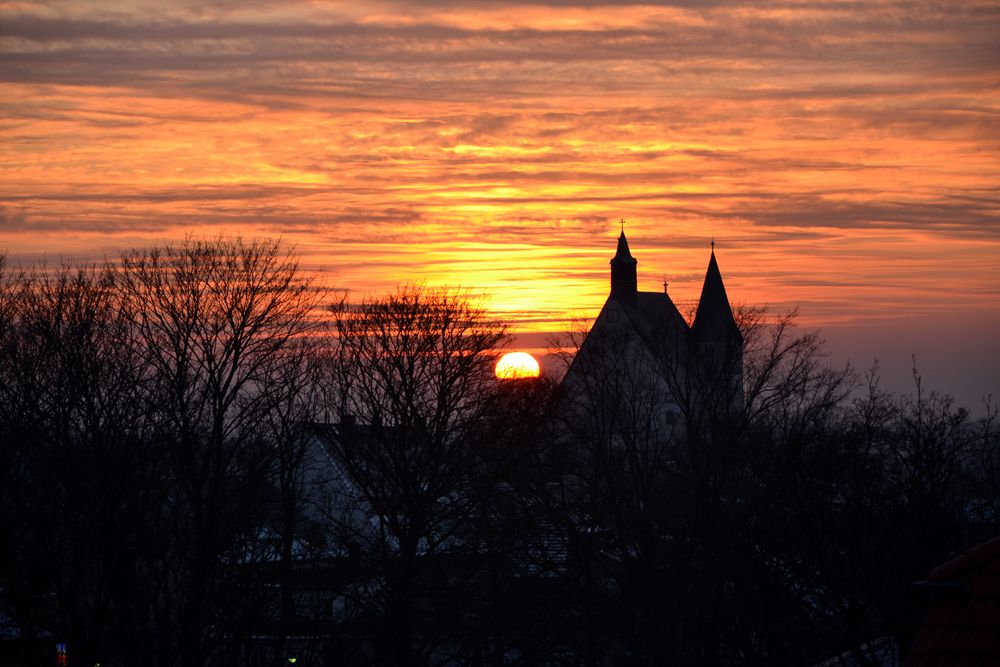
[0,240,323,666]
[0,239,996,666]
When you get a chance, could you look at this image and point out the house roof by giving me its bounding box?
[906,535,1000,666]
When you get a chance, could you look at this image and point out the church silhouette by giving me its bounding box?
[562,228,744,429]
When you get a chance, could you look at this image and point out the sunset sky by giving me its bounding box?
[1,1,998,406]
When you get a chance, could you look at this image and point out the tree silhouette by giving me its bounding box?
[0,241,995,666]
[321,285,516,665]
[116,237,321,665]
[0,263,156,665]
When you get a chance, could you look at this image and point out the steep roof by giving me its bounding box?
[613,230,635,262]
[906,535,1000,666]
[623,291,689,354]
[565,288,688,381]
[692,247,740,343]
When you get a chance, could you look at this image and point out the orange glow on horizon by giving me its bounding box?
[0,1,997,342]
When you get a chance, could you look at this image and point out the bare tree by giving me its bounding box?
[260,340,328,667]
[544,314,690,664]
[543,305,859,665]
[1,243,992,666]
[322,285,512,666]
[0,252,23,505]
[117,237,321,666]
[972,396,1000,528]
[747,352,985,664]
[0,262,158,666]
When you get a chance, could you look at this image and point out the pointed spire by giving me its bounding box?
[693,242,740,343]
[610,225,637,301]
[614,228,634,261]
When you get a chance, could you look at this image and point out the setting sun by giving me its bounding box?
[495,352,541,380]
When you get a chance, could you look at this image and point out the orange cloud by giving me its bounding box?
[0,0,997,342]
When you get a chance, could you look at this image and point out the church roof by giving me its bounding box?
[623,291,689,350]
[692,247,741,343]
[565,288,688,385]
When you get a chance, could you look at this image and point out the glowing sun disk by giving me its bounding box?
[495,351,540,380]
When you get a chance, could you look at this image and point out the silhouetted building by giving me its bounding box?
[561,231,743,432]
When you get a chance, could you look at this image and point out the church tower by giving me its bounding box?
[692,242,740,344]
[692,242,743,408]
[609,230,638,303]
